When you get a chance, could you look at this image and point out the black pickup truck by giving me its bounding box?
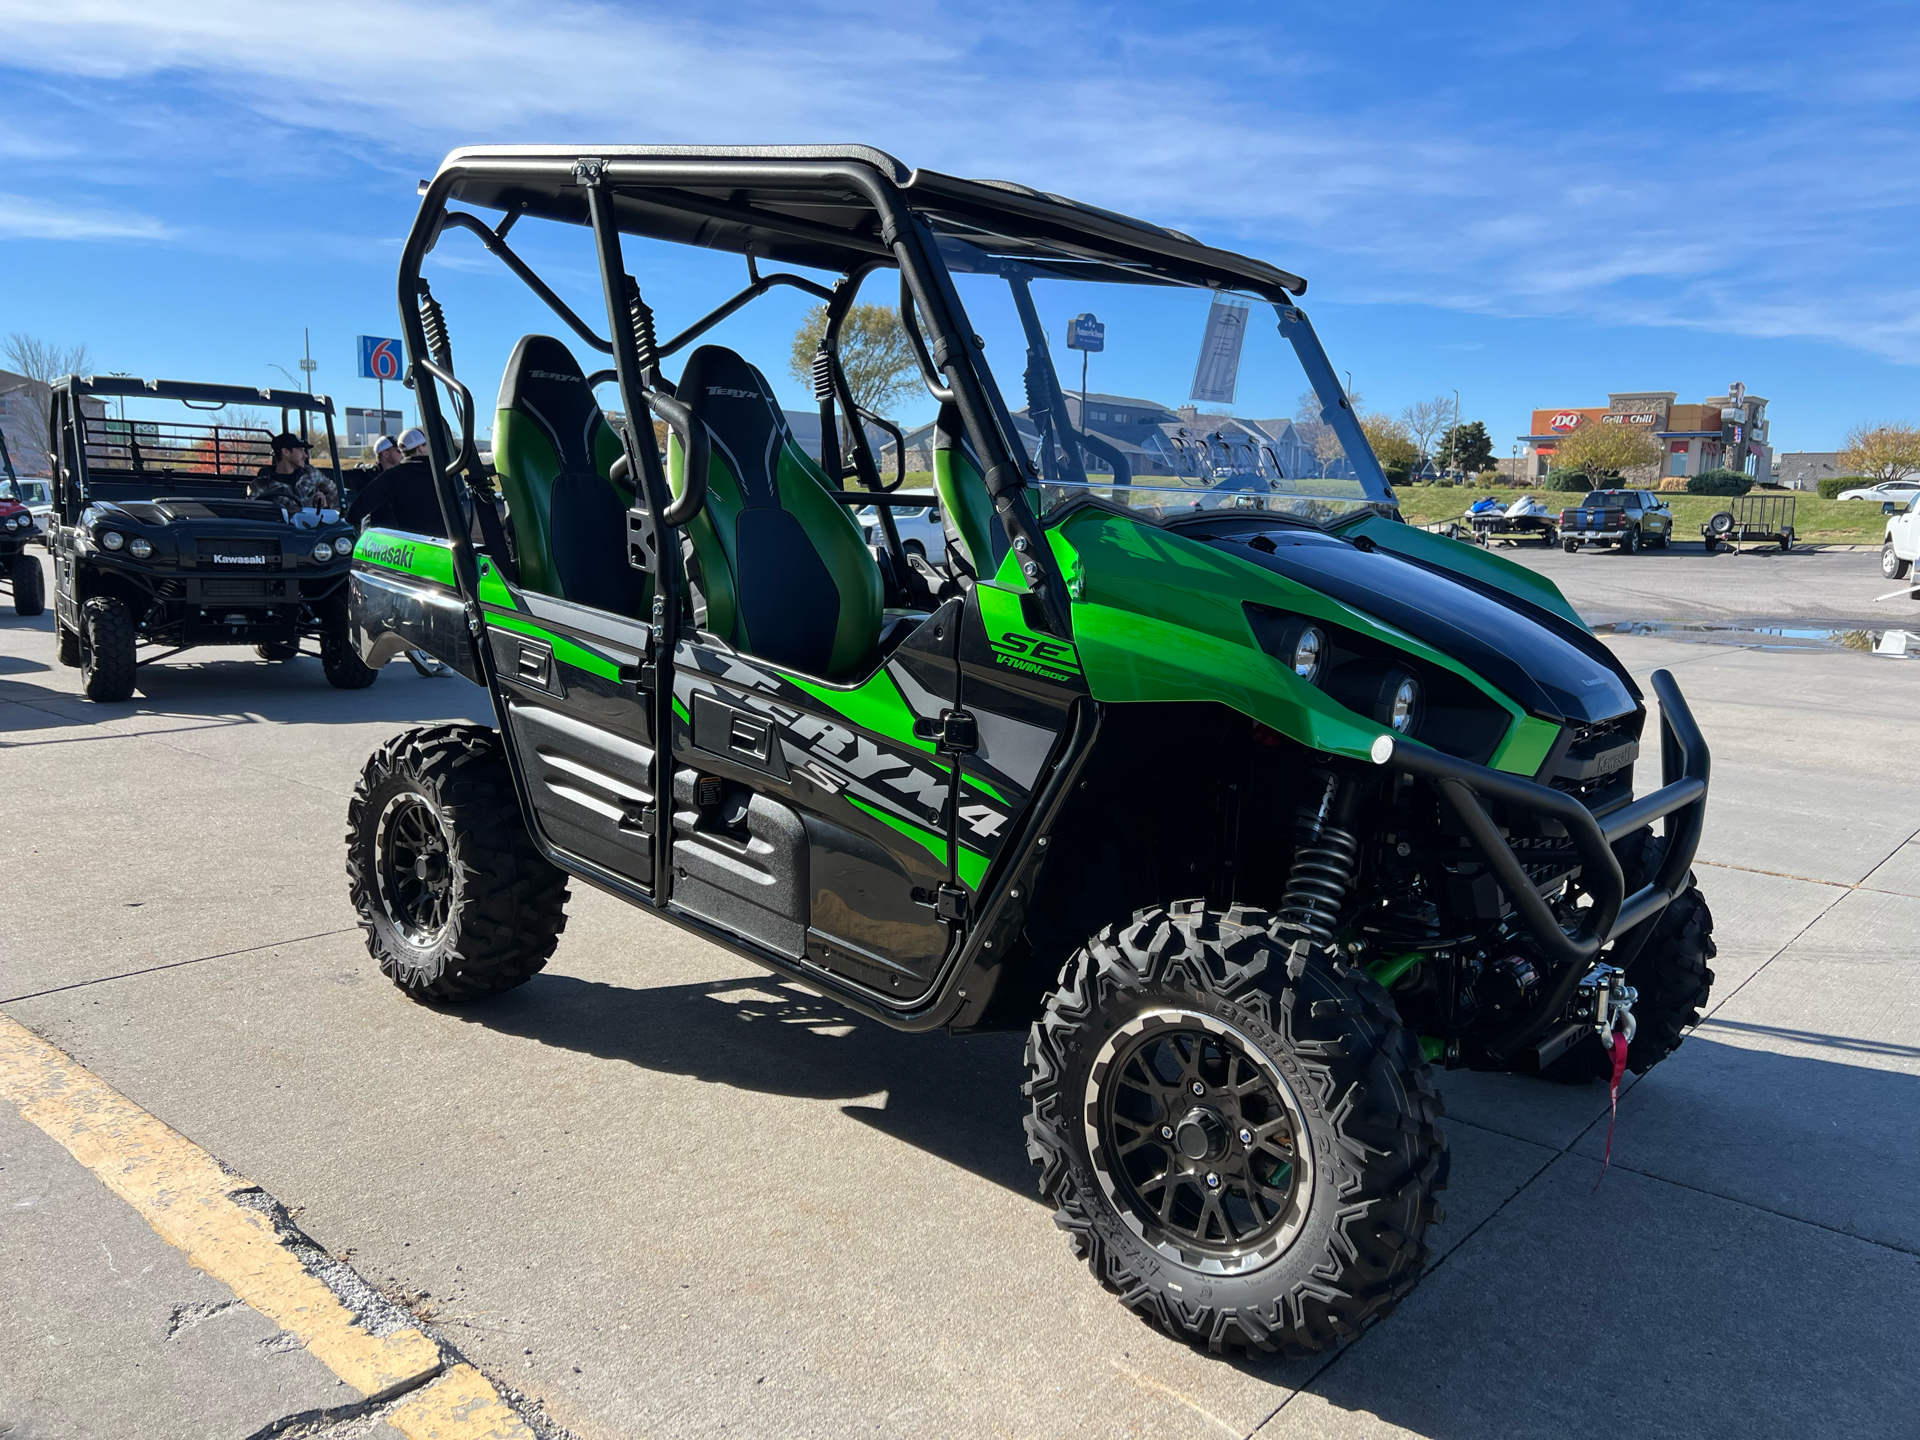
[1558,488,1673,554]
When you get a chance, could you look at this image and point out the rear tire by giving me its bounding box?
[11,554,43,616]
[1882,542,1910,580]
[346,722,569,1001]
[1025,903,1447,1356]
[79,596,136,702]
[319,600,378,689]
[1562,539,1579,553]
[1619,526,1641,554]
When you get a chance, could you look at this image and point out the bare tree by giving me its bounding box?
[4,333,91,450]
[1399,396,1453,474]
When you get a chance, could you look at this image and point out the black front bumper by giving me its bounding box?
[1377,668,1709,1059]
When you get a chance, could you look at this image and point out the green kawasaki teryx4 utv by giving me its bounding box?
[345,146,1714,1355]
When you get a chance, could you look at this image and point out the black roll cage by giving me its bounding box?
[47,375,342,525]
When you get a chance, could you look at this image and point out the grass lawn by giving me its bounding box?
[1391,482,1894,547]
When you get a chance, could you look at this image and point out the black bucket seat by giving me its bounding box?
[493,335,646,617]
[674,345,882,681]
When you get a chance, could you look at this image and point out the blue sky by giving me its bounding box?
[2,0,1915,455]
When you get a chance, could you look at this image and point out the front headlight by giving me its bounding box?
[1389,675,1422,734]
[311,540,334,563]
[1290,624,1325,684]
[101,530,125,551]
[333,536,355,558]
[128,537,154,559]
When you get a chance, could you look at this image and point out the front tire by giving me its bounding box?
[79,595,137,702]
[1025,903,1447,1356]
[255,639,300,661]
[1882,542,1910,579]
[11,554,44,616]
[346,723,569,1001]
[319,600,379,689]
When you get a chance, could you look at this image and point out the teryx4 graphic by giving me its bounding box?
[345,145,1715,1357]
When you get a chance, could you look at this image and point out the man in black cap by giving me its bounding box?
[254,432,340,513]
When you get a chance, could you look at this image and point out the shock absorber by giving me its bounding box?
[626,279,660,384]
[417,281,453,369]
[1279,773,1362,975]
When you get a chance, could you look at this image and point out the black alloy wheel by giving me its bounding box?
[1088,1013,1312,1267]
[373,792,455,947]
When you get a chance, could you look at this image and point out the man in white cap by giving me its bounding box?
[399,426,431,461]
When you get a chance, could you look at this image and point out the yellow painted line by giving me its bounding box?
[0,1012,531,1437]
[388,1364,538,1439]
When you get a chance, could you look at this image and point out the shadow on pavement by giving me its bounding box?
[457,971,1037,1197]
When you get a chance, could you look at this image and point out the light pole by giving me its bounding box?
[1451,389,1461,481]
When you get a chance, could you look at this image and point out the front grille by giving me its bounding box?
[195,537,282,569]
[200,577,285,599]
[1549,715,1641,813]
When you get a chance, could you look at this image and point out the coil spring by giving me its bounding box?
[418,283,452,369]
[627,283,659,378]
[810,348,836,403]
[1279,823,1360,949]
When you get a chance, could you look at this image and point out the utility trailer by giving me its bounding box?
[1702,493,1796,553]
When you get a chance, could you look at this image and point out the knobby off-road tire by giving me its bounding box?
[1543,828,1717,1082]
[255,639,300,661]
[346,722,569,1001]
[11,554,44,616]
[1025,902,1448,1356]
[79,595,136,702]
[55,620,80,667]
[319,600,379,689]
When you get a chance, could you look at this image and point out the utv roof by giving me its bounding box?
[427,144,1309,298]
[54,375,335,413]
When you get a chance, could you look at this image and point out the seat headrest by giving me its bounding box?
[497,335,601,472]
[679,345,794,507]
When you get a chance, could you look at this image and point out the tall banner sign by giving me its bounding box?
[1189,298,1249,404]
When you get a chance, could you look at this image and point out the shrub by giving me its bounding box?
[1544,469,1590,492]
[1687,469,1752,496]
[1474,469,1502,486]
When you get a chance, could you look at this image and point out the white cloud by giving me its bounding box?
[0,191,172,240]
[1,1,1918,361]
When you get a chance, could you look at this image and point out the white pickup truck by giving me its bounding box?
[1884,502,1920,580]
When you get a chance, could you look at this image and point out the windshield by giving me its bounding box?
[932,232,1391,528]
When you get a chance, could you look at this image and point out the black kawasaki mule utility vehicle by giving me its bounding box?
[47,376,375,700]
[344,144,1715,1356]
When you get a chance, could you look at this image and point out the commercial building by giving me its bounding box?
[1518,385,1771,485]
[1772,451,1843,492]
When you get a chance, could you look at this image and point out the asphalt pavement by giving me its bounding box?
[1,544,1915,1439]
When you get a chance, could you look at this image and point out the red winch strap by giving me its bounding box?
[1592,1028,1631,1191]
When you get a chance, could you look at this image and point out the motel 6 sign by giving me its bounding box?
[358,336,403,382]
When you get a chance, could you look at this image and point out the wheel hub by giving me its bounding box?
[372,791,455,948]
[1174,1108,1229,1162]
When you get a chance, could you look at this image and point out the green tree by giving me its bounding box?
[1839,422,1920,483]
[1436,420,1493,476]
[788,304,920,417]
[1552,421,1662,481]
[1359,412,1418,484]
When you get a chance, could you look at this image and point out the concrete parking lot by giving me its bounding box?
[2,543,1916,1439]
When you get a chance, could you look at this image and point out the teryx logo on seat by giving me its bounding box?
[705,387,759,399]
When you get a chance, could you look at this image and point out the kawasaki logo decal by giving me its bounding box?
[360,538,417,572]
[990,631,1080,681]
[212,553,267,565]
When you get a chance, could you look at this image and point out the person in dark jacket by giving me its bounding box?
[346,433,448,537]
